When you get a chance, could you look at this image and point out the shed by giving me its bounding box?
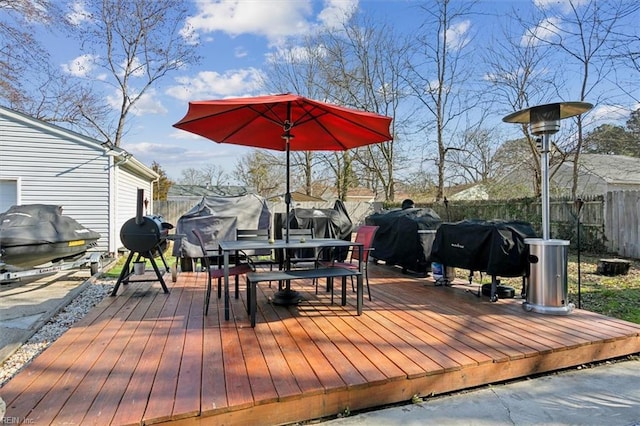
[0,106,158,256]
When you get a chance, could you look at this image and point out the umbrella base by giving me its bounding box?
[272,289,303,306]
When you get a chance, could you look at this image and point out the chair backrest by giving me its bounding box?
[283,228,315,261]
[192,228,214,269]
[351,225,379,262]
[283,228,314,240]
[237,229,269,239]
[236,228,271,256]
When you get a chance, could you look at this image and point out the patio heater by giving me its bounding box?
[503,101,592,315]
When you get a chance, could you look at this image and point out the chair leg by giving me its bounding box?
[328,277,334,304]
[205,276,212,316]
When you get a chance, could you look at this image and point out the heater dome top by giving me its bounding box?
[502,101,593,124]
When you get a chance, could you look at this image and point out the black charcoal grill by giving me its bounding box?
[111,189,173,296]
[120,214,172,254]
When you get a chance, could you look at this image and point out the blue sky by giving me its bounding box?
[42,0,638,181]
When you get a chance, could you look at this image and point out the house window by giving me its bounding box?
[0,178,19,212]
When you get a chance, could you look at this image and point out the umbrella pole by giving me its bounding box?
[273,114,302,306]
[285,133,291,244]
[284,105,292,244]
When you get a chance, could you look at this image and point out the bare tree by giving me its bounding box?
[612,10,640,104]
[483,17,562,197]
[179,165,228,187]
[516,0,640,198]
[75,0,200,147]
[0,1,106,126]
[0,0,54,103]
[314,14,411,202]
[447,125,500,184]
[178,168,201,186]
[233,151,284,199]
[406,0,481,201]
[263,14,408,202]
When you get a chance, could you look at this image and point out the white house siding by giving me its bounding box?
[0,109,111,254]
[113,164,155,251]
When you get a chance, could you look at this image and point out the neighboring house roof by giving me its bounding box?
[315,185,379,202]
[490,153,640,198]
[268,190,326,202]
[448,184,489,201]
[168,184,249,198]
[557,154,640,184]
[290,191,325,202]
[346,186,375,202]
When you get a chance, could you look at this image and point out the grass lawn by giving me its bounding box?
[492,253,640,324]
[103,252,176,278]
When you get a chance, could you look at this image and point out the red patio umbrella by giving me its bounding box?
[173,93,393,241]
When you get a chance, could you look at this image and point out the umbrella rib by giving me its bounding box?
[293,102,391,149]
[249,104,289,129]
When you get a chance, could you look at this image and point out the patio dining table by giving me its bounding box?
[219,238,364,321]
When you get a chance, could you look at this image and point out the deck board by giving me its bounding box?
[111,283,176,425]
[1,263,639,425]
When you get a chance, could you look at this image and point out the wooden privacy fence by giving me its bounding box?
[154,191,640,259]
[605,191,640,258]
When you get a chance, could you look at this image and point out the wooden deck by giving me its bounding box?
[2,263,640,425]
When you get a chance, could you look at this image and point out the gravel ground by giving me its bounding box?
[0,278,115,387]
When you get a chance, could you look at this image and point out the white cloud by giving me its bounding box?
[123,139,250,180]
[130,89,168,116]
[67,1,91,26]
[589,104,631,123]
[521,16,562,46]
[234,46,248,58]
[534,0,589,13]
[183,0,312,43]
[182,0,358,44]
[445,20,471,50]
[317,0,358,30]
[166,68,265,101]
[105,88,167,116]
[61,54,97,77]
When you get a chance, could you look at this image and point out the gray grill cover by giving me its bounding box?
[172,194,272,258]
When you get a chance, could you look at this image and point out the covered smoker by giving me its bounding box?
[172,194,272,270]
[365,207,442,273]
[111,189,174,296]
[274,200,353,261]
